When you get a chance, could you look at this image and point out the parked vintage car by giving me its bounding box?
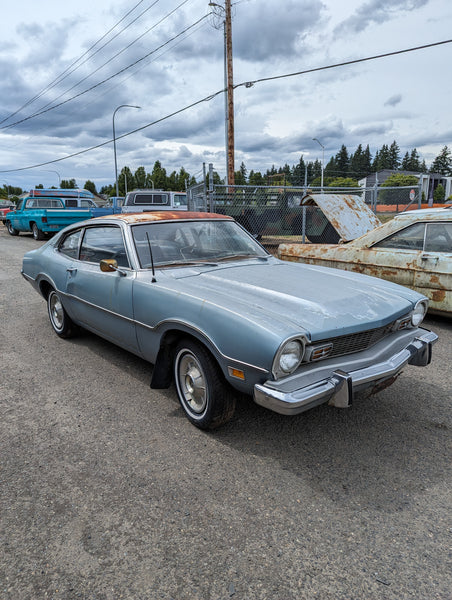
[279,208,451,317]
[21,212,437,429]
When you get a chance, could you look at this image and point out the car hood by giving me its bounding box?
[163,258,422,340]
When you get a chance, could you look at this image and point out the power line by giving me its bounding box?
[34,0,191,116]
[234,39,452,90]
[0,12,210,132]
[0,0,152,126]
[1,38,450,174]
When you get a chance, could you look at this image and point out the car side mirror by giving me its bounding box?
[100,259,127,276]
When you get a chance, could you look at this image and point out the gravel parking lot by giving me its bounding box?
[1,226,451,600]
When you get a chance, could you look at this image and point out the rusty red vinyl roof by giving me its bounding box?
[96,211,233,223]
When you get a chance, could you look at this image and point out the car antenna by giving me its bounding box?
[145,231,157,282]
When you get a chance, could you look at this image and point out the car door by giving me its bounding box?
[365,222,427,289]
[414,222,452,312]
[65,225,139,353]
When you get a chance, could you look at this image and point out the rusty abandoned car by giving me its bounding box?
[279,207,451,317]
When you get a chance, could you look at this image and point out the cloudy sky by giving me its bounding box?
[0,0,451,191]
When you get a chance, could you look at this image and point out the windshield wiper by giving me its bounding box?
[216,253,269,262]
[157,260,219,268]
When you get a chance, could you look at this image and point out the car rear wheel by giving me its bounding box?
[6,221,19,236]
[32,223,46,240]
[174,339,236,429]
[47,289,79,338]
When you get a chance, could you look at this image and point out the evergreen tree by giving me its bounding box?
[118,167,134,194]
[151,161,167,189]
[433,183,445,203]
[430,146,452,175]
[388,140,401,169]
[401,151,411,170]
[362,145,372,175]
[234,162,248,185]
[312,159,322,182]
[248,170,265,185]
[84,180,97,194]
[349,144,371,179]
[335,144,349,177]
[292,155,307,186]
[134,166,147,188]
[61,179,77,189]
[323,156,337,179]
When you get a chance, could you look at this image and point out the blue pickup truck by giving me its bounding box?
[5,194,92,240]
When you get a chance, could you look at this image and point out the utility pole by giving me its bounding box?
[225,0,234,186]
[210,1,234,186]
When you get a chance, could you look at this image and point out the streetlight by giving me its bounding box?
[113,104,141,197]
[40,170,61,186]
[312,138,325,190]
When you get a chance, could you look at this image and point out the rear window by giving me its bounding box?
[25,198,64,209]
[131,193,169,206]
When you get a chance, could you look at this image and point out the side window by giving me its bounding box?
[424,223,452,252]
[59,229,82,258]
[65,199,77,207]
[373,223,426,251]
[79,226,129,268]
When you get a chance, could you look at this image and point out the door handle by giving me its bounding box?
[420,254,438,262]
[67,267,78,274]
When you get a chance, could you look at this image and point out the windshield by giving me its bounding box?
[132,220,268,268]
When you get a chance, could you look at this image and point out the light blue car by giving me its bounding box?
[21,212,438,429]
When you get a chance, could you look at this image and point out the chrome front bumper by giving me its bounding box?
[254,329,438,416]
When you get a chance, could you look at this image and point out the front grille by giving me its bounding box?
[313,322,395,360]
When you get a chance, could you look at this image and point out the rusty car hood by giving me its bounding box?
[302,194,381,241]
[162,259,421,341]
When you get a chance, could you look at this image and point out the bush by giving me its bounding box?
[433,184,445,203]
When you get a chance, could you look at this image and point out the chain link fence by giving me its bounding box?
[187,182,427,248]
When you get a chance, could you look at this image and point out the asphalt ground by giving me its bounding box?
[0,225,451,600]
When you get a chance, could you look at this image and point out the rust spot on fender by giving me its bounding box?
[432,289,446,302]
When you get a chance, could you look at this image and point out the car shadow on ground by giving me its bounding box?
[62,323,450,514]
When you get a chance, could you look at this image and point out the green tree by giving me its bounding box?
[388,140,401,169]
[373,144,392,171]
[323,156,337,179]
[381,173,418,187]
[134,166,147,188]
[248,170,265,186]
[151,161,167,189]
[401,148,423,172]
[328,176,359,188]
[118,166,134,195]
[335,144,349,177]
[84,180,97,194]
[176,167,190,191]
[234,162,248,185]
[430,146,452,175]
[61,179,77,189]
[433,183,445,203]
[291,155,306,186]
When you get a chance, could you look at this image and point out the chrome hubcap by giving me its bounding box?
[49,294,64,330]
[177,352,207,414]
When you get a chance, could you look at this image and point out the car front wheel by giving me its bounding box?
[47,289,79,338]
[6,221,19,236]
[174,339,236,429]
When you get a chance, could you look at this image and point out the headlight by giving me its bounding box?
[411,299,428,327]
[273,338,305,379]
